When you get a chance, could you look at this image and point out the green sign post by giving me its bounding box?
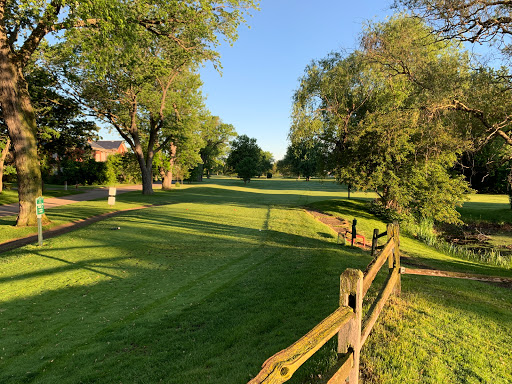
[36,196,44,246]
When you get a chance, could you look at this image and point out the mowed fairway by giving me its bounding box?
[2,178,511,384]
[0,179,373,383]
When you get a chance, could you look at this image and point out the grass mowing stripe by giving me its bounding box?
[1,178,511,383]
[2,201,359,383]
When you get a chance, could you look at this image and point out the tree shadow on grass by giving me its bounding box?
[307,199,376,221]
[1,199,511,383]
[0,205,371,383]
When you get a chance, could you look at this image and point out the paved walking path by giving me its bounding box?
[0,184,158,217]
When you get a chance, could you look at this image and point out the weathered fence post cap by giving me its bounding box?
[341,268,364,279]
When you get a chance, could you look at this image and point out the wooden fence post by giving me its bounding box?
[338,269,363,384]
[387,223,394,270]
[393,221,401,296]
[370,229,379,257]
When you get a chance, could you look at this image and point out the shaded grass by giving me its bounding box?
[0,188,83,206]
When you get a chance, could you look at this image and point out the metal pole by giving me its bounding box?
[37,217,43,246]
[371,228,379,256]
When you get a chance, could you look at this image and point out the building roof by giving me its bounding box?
[90,140,125,151]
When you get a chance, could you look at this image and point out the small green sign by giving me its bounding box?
[36,196,44,215]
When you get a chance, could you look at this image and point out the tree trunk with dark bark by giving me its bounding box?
[0,40,45,225]
[196,163,203,182]
[131,138,154,195]
[160,168,173,189]
[141,165,153,195]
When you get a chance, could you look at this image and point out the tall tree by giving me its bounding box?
[226,134,266,183]
[282,139,323,181]
[397,1,512,197]
[156,121,204,190]
[198,116,236,181]
[56,46,204,194]
[292,16,472,223]
[258,150,274,177]
[0,0,258,225]
[0,134,10,193]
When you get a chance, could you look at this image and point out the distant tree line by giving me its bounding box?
[225,135,274,183]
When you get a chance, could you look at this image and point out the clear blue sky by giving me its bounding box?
[101,1,393,160]
[198,0,393,160]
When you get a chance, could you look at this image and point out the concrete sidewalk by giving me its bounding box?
[0,184,157,217]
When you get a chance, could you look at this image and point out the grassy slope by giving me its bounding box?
[1,178,510,383]
[310,199,512,384]
[458,193,510,224]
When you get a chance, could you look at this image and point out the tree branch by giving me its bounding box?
[17,1,62,67]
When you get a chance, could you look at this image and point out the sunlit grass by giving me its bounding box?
[1,179,511,383]
[0,180,373,383]
[458,193,511,224]
[0,177,373,244]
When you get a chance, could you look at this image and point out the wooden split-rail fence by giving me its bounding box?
[249,222,401,384]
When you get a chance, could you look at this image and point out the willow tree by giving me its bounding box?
[0,0,258,225]
[396,0,512,49]
[291,17,472,223]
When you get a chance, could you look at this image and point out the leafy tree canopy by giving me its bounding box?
[0,0,258,224]
[291,16,472,224]
[199,115,237,180]
[226,134,270,183]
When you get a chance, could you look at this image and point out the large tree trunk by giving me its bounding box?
[197,163,203,182]
[0,42,44,226]
[160,142,177,190]
[141,165,153,195]
[160,168,173,190]
[135,151,153,195]
[0,137,10,193]
[132,141,153,195]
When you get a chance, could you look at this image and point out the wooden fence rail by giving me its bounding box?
[249,221,401,384]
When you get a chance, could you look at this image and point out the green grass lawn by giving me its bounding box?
[458,193,511,224]
[1,178,511,383]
